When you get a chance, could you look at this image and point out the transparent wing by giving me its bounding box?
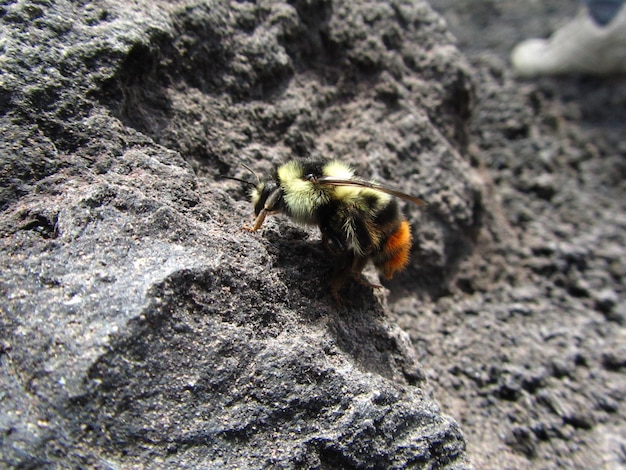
[311,176,427,206]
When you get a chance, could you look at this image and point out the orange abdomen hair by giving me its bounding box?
[377,220,412,279]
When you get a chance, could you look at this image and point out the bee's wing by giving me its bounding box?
[313,176,427,206]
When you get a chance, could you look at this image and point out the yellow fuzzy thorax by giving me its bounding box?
[278,160,391,224]
[323,160,354,179]
[278,161,328,223]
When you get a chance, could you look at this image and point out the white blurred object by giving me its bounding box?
[511,4,626,76]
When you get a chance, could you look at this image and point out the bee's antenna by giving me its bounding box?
[240,162,261,185]
[220,162,261,188]
[220,175,257,188]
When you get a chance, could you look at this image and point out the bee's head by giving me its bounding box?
[251,181,282,215]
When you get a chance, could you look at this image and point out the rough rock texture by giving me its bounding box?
[420,1,626,469]
[5,0,622,468]
[0,0,475,468]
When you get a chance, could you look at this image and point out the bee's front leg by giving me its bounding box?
[243,209,267,232]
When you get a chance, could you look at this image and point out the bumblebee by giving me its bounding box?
[241,159,426,303]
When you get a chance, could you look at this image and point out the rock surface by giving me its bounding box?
[1,0,475,468]
[423,1,626,468]
[3,0,624,468]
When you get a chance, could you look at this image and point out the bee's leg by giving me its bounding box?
[322,233,347,257]
[355,277,383,289]
[243,188,282,232]
[330,253,382,304]
[243,209,268,232]
[351,254,382,289]
[321,234,337,256]
[331,287,346,305]
[330,252,355,304]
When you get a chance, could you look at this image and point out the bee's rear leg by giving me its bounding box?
[329,253,382,304]
[355,276,382,290]
[350,252,381,289]
[321,234,338,257]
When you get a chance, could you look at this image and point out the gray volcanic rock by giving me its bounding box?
[0,0,475,468]
[421,1,626,469]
